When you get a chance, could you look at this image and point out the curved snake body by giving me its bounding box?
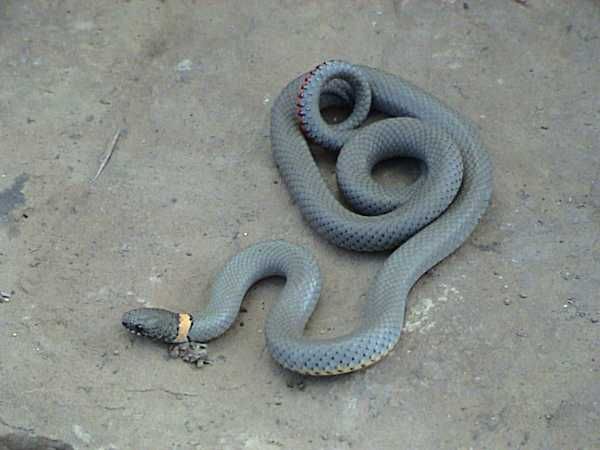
[122,61,493,376]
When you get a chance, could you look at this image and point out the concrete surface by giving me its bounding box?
[1,0,599,449]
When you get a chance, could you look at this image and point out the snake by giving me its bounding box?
[122,60,493,376]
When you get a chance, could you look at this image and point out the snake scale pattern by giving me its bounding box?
[122,60,493,376]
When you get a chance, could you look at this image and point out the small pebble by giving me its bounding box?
[176,59,193,72]
[518,293,528,299]
[286,378,306,391]
[503,299,511,306]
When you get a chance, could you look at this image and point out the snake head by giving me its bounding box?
[122,308,192,344]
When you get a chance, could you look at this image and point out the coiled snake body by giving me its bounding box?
[122,61,493,376]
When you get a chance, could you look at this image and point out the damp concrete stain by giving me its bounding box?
[0,174,28,223]
[0,433,74,450]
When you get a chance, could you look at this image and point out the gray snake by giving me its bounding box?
[122,60,493,376]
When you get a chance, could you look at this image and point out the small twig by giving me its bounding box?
[91,128,123,183]
[124,387,202,398]
[0,415,34,433]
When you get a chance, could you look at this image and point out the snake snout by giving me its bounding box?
[121,310,146,336]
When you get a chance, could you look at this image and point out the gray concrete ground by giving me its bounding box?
[1,0,599,449]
